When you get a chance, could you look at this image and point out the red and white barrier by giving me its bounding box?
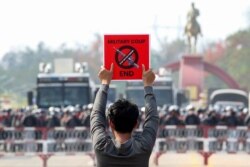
[154,125,250,166]
[0,127,94,167]
[1,126,250,166]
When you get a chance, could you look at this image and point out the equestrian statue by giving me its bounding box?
[184,2,202,53]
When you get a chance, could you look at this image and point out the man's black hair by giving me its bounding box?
[108,99,139,133]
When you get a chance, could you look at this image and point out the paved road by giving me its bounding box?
[0,152,250,167]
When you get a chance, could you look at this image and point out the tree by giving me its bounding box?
[217,29,250,90]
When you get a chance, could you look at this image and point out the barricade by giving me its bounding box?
[0,127,94,167]
[1,126,250,167]
[154,125,250,166]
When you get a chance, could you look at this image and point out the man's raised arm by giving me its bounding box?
[140,64,159,151]
[90,64,113,150]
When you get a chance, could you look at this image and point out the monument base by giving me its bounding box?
[180,54,204,100]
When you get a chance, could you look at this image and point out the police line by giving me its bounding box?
[0,126,250,166]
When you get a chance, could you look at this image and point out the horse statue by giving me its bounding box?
[184,3,202,54]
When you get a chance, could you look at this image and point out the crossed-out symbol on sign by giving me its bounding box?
[114,45,139,69]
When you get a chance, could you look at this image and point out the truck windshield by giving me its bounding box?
[37,87,63,107]
[126,88,173,108]
[126,89,144,108]
[108,87,116,103]
[64,86,89,106]
[37,86,90,108]
[154,89,173,106]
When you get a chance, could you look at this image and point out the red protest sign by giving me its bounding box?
[104,34,149,80]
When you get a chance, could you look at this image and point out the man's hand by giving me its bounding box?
[142,64,155,86]
[98,63,114,85]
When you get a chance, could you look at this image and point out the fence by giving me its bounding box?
[0,127,95,167]
[154,125,250,166]
[0,126,250,167]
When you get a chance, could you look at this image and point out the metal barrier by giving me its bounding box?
[0,127,94,167]
[154,125,250,166]
[0,126,250,167]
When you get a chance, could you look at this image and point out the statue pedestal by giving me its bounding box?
[179,54,204,100]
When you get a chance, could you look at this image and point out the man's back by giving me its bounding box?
[95,136,151,167]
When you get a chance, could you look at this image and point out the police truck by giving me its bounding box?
[209,89,248,111]
[125,74,175,108]
[28,59,95,109]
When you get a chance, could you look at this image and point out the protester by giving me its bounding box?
[90,64,159,167]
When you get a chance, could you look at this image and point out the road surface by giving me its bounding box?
[0,152,250,167]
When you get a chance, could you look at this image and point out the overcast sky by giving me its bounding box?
[0,0,250,58]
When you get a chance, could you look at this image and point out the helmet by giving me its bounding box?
[225,106,233,112]
[87,103,94,110]
[243,108,249,114]
[140,107,146,113]
[186,104,195,111]
[48,107,54,113]
[168,105,179,112]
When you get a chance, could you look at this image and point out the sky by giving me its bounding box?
[0,0,250,58]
